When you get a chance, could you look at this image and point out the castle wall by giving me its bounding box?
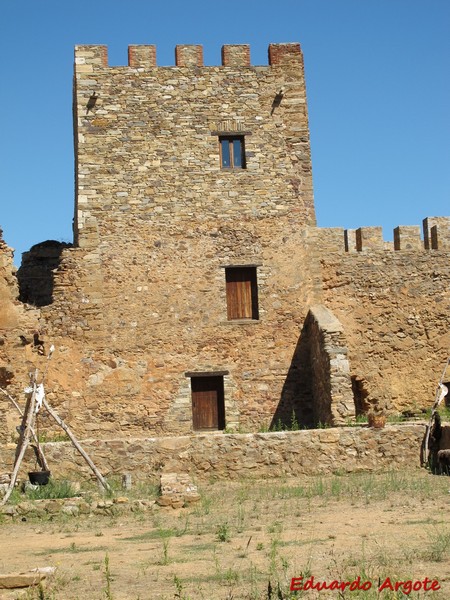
[315,222,450,414]
[0,230,42,443]
[37,223,322,437]
[1,41,448,444]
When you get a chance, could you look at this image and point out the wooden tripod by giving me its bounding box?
[1,369,110,505]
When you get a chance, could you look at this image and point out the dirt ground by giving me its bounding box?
[0,469,449,600]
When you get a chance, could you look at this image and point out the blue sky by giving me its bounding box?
[1,0,449,264]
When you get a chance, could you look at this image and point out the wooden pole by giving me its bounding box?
[0,386,49,471]
[1,371,39,505]
[41,397,110,492]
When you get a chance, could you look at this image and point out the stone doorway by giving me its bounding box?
[191,375,225,431]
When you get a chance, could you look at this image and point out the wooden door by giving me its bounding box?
[191,376,225,431]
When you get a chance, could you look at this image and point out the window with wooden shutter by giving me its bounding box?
[225,266,259,320]
[219,135,246,169]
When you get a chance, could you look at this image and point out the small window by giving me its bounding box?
[219,136,246,169]
[225,266,259,320]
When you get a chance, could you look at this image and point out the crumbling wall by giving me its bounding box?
[0,229,42,443]
[304,304,354,425]
[0,229,19,331]
[17,241,72,307]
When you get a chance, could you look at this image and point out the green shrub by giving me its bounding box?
[26,479,79,500]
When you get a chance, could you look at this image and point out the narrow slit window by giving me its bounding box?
[225,266,259,320]
[219,136,246,169]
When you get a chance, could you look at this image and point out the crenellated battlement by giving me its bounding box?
[317,217,450,253]
[75,43,302,69]
[73,40,315,239]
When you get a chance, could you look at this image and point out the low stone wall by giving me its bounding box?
[0,495,155,519]
[0,424,431,483]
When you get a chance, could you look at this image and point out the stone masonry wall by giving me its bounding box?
[37,225,323,437]
[73,43,315,242]
[317,229,449,414]
[304,304,354,426]
[0,230,42,443]
[0,425,428,482]
[2,41,449,443]
[25,43,321,437]
[0,231,19,331]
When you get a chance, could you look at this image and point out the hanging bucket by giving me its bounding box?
[28,470,51,485]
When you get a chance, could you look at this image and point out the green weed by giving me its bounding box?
[103,552,113,600]
[216,521,231,542]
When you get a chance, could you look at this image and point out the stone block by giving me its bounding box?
[393,226,421,251]
[423,217,450,249]
[356,227,384,251]
[175,45,203,67]
[128,45,157,68]
[221,45,250,67]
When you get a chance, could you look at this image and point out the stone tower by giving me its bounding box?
[70,43,321,434]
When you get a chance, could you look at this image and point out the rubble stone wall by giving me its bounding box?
[319,247,450,414]
[304,305,354,426]
[0,231,42,444]
[28,42,321,437]
[0,424,428,482]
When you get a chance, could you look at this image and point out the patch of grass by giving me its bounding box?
[216,521,231,542]
[121,527,178,542]
[103,552,114,599]
[267,520,282,535]
[159,536,171,565]
[267,411,302,432]
[346,414,369,426]
[36,542,108,555]
[25,479,79,501]
[183,542,216,553]
[264,470,446,506]
[422,530,450,562]
[277,537,330,548]
[404,517,442,526]
[173,575,191,600]
[426,405,450,422]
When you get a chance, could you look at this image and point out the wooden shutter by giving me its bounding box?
[226,267,258,320]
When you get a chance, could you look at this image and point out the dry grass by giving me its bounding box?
[1,469,449,599]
